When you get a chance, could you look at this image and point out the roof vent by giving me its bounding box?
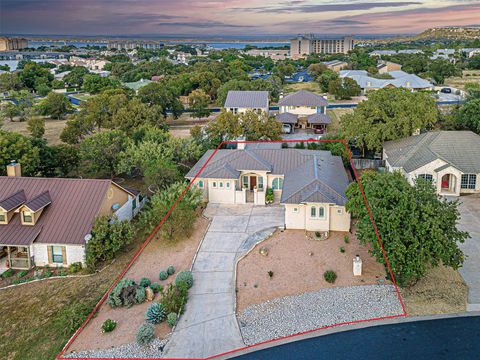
[84,234,92,243]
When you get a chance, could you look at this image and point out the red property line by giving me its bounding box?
[58,138,407,360]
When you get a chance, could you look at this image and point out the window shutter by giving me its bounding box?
[62,246,67,265]
[47,246,53,264]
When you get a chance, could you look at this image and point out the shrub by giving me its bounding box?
[17,270,28,278]
[324,270,337,284]
[135,286,146,304]
[265,188,274,203]
[268,271,274,278]
[160,283,188,315]
[159,270,168,281]
[167,312,177,327]
[107,279,138,308]
[175,271,193,289]
[56,302,91,335]
[167,265,175,276]
[340,247,345,253]
[139,277,151,288]
[68,262,83,274]
[150,282,162,293]
[281,142,289,148]
[343,235,350,244]
[145,302,166,324]
[315,231,321,238]
[1,269,14,279]
[102,319,117,333]
[136,323,155,346]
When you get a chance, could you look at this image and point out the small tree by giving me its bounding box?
[188,89,211,119]
[328,77,361,100]
[37,92,72,119]
[317,70,338,92]
[457,98,480,134]
[27,117,45,138]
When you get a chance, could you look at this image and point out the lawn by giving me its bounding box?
[283,82,323,94]
[444,70,480,90]
[401,264,467,316]
[326,108,352,134]
[2,118,68,145]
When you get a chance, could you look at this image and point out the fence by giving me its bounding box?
[351,159,385,170]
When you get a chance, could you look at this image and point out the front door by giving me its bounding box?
[250,176,257,190]
[441,174,450,189]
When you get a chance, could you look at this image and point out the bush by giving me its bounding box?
[56,301,91,335]
[159,270,168,281]
[160,283,189,315]
[136,323,155,346]
[139,277,151,288]
[167,312,177,327]
[175,271,193,289]
[281,142,289,148]
[324,270,337,284]
[150,282,163,293]
[340,247,345,253]
[167,265,175,276]
[265,188,274,203]
[145,303,166,324]
[268,270,274,278]
[1,269,14,279]
[135,286,146,303]
[102,319,117,333]
[343,235,350,244]
[107,279,138,308]
[17,270,28,278]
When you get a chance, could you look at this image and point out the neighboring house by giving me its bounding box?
[461,48,480,58]
[370,50,397,57]
[340,69,433,93]
[377,60,402,74]
[0,163,145,273]
[322,60,348,72]
[245,49,289,61]
[68,57,110,70]
[186,146,351,232]
[276,90,331,132]
[224,90,269,114]
[383,131,480,197]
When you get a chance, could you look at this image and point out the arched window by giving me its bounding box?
[319,206,325,218]
[272,178,284,190]
[310,206,316,217]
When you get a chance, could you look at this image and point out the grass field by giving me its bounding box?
[283,82,323,94]
[0,236,146,360]
[326,108,353,134]
[2,118,68,145]
[444,70,480,90]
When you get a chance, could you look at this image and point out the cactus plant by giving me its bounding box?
[159,270,168,281]
[145,303,166,324]
[175,271,193,289]
[167,265,175,276]
[167,312,177,327]
[136,323,155,345]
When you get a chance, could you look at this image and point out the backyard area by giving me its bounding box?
[326,108,352,134]
[2,117,68,145]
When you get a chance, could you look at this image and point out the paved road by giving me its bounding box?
[163,204,285,359]
[232,315,480,360]
[456,194,480,311]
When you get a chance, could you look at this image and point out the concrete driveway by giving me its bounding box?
[163,204,285,358]
[456,194,480,311]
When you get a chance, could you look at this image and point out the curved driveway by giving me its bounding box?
[163,204,285,359]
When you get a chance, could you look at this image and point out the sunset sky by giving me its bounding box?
[1,0,479,37]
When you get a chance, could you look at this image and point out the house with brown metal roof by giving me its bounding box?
[276,90,331,134]
[186,145,351,233]
[0,162,144,273]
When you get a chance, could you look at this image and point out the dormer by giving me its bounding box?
[0,189,26,225]
[17,191,52,226]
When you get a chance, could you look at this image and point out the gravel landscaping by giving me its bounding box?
[237,285,404,345]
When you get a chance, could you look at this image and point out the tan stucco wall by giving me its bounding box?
[33,243,85,267]
[98,183,130,216]
[285,203,351,232]
[206,178,236,203]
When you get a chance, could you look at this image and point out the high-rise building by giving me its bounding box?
[290,34,354,59]
[0,37,29,51]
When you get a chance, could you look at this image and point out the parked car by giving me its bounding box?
[440,87,452,94]
[282,124,292,134]
[314,127,325,134]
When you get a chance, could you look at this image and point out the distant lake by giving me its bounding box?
[0,59,58,71]
[28,40,289,50]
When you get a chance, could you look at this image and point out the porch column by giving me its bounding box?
[27,247,32,269]
[7,246,11,268]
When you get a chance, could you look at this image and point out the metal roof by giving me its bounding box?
[0,189,26,212]
[224,91,269,109]
[340,70,432,90]
[278,90,328,107]
[307,113,332,124]
[0,177,114,246]
[383,131,480,174]
[276,112,298,124]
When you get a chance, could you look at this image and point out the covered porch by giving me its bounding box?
[435,164,462,196]
[0,245,34,271]
[238,172,266,205]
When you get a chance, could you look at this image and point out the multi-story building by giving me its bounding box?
[107,41,163,50]
[0,37,28,51]
[290,34,354,59]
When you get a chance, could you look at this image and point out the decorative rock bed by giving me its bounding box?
[237,285,404,345]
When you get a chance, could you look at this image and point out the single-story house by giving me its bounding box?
[224,90,269,114]
[383,131,480,196]
[186,146,351,232]
[276,90,331,132]
[0,163,145,273]
[339,69,433,93]
[461,48,480,58]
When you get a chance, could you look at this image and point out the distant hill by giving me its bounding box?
[360,26,480,45]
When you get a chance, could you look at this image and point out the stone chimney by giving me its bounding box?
[6,161,22,177]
